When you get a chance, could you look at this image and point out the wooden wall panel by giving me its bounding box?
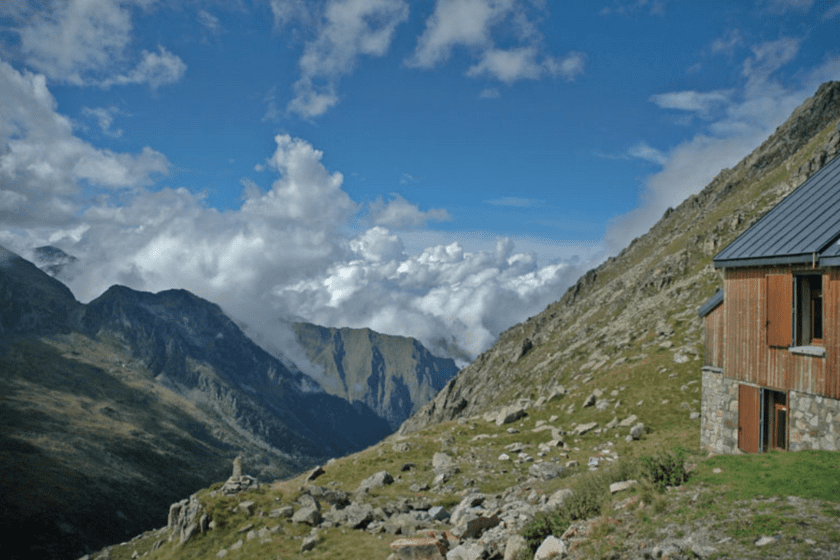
[704,304,725,368]
[723,266,835,398]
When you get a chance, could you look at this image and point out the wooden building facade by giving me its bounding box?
[700,154,840,454]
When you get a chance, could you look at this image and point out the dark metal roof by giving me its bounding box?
[713,153,840,268]
[697,289,723,318]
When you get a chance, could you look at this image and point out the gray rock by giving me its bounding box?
[292,506,322,526]
[300,532,319,553]
[332,502,374,529]
[582,394,596,408]
[528,462,564,481]
[357,470,394,493]
[305,465,325,482]
[237,501,255,515]
[446,542,487,560]
[269,505,294,518]
[629,423,645,440]
[503,534,528,560]
[546,488,573,510]
[617,414,638,428]
[433,452,455,470]
[534,535,567,559]
[428,505,450,521]
[451,511,500,540]
[496,404,527,426]
[574,421,598,435]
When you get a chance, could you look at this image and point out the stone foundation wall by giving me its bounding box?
[789,391,840,451]
[700,368,739,453]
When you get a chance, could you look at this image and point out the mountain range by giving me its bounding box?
[0,248,454,560]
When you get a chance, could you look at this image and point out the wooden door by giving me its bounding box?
[738,384,761,453]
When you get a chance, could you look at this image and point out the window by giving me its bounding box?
[796,274,823,346]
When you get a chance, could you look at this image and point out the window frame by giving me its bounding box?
[794,273,824,347]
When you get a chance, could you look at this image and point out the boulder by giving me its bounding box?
[292,506,322,526]
[446,542,487,560]
[357,470,394,493]
[451,511,500,540]
[496,405,527,426]
[617,414,638,428]
[609,480,637,494]
[503,535,528,560]
[300,532,319,553]
[432,452,455,470]
[390,536,448,560]
[528,462,564,480]
[629,423,645,440]
[582,394,596,408]
[574,422,598,436]
[331,502,374,529]
[534,535,567,559]
[305,465,325,483]
[546,488,573,510]
[168,494,204,544]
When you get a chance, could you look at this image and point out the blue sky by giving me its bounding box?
[1,0,839,364]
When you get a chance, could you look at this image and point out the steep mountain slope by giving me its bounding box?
[293,322,459,429]
[0,252,389,560]
[401,80,840,433]
[79,81,840,560]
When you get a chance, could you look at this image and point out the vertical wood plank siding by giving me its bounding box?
[704,304,725,368]
[722,267,837,399]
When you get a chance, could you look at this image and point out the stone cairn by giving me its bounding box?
[219,455,259,496]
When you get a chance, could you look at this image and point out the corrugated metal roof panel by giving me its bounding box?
[714,154,840,268]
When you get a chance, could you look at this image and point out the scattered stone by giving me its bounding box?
[446,542,487,560]
[609,480,638,494]
[498,453,510,461]
[496,405,528,426]
[690,411,701,420]
[506,428,519,434]
[433,452,455,470]
[229,539,243,551]
[528,462,564,481]
[390,536,448,560]
[292,506,322,526]
[629,423,645,440]
[582,394,596,408]
[357,471,394,493]
[305,465,325,483]
[237,501,255,516]
[503,534,528,560]
[617,414,638,428]
[428,506,450,522]
[393,442,412,453]
[755,536,777,547]
[546,488,573,510]
[534,535,567,559]
[300,531,319,553]
[574,422,598,436]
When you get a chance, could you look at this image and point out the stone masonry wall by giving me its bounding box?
[789,391,840,451]
[700,368,739,453]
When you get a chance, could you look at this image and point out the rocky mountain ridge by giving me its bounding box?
[293,322,459,430]
[0,252,392,560]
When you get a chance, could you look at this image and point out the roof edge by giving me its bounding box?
[698,289,724,318]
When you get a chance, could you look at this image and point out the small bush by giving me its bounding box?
[640,448,688,491]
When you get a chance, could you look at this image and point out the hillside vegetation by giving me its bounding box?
[81,82,840,560]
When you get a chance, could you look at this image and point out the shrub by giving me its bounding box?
[640,448,688,491]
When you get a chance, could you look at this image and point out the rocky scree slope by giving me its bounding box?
[400,80,840,434]
[293,322,459,430]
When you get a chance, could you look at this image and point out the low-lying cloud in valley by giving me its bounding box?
[0,59,587,364]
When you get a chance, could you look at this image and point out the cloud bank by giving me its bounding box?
[0,61,585,364]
